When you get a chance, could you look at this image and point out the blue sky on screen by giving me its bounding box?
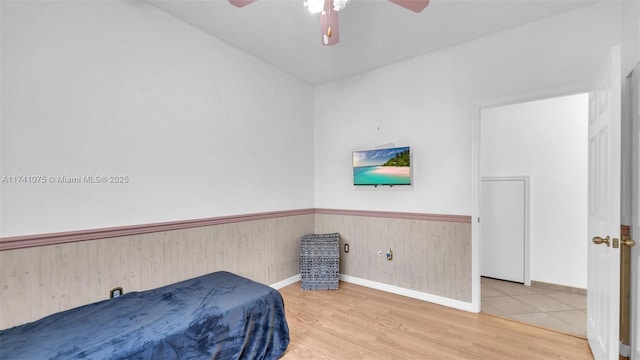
[352,147,409,167]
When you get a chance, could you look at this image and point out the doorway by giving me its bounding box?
[477,93,589,337]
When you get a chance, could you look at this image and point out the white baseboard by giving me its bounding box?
[339,274,475,313]
[270,274,301,290]
[272,273,474,313]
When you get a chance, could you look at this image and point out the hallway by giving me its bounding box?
[481,277,587,337]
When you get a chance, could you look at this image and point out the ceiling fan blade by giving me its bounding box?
[388,0,430,13]
[320,0,339,45]
[228,0,258,8]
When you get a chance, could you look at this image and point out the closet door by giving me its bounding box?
[481,179,525,283]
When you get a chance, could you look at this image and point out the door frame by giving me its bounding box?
[630,65,639,360]
[471,83,586,312]
[621,68,636,358]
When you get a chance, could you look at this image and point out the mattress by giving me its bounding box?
[0,271,289,360]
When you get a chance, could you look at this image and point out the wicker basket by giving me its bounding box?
[300,233,340,290]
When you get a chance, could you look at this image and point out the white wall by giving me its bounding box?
[621,0,640,78]
[480,94,588,289]
[314,2,625,216]
[0,1,314,237]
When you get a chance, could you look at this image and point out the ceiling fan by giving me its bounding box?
[228,0,430,46]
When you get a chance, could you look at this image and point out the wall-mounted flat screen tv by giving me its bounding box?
[352,146,411,186]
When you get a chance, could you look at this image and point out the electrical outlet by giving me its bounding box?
[110,287,123,299]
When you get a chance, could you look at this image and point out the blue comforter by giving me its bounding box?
[0,271,290,359]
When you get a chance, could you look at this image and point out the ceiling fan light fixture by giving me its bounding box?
[230,0,429,46]
[304,0,325,14]
[320,0,339,45]
[332,0,350,11]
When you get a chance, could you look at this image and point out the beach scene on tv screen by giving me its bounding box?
[352,147,411,185]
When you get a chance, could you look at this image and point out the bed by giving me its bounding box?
[0,271,289,360]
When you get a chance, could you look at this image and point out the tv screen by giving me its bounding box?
[352,146,411,186]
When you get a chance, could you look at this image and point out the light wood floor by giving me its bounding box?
[279,281,593,359]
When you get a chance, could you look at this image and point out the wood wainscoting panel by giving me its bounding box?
[0,214,314,329]
[315,213,472,302]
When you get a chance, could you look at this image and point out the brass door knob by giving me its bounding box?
[592,236,610,246]
[621,235,636,248]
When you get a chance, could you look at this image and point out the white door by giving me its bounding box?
[587,46,622,360]
[481,179,525,283]
[630,64,640,360]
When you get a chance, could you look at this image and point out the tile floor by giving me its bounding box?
[481,277,587,337]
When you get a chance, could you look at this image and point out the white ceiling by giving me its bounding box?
[147,0,597,86]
